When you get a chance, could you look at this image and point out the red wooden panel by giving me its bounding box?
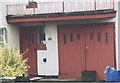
[7,13,116,23]
[20,27,38,74]
[58,23,115,80]
[58,25,86,79]
[86,25,115,80]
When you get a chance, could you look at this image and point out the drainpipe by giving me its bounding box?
[94,0,96,11]
[62,1,64,13]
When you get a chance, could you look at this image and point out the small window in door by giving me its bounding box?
[106,32,108,44]
[28,35,31,42]
[70,33,73,42]
[63,33,66,44]
[98,33,100,42]
[25,34,28,40]
[38,27,46,44]
[77,33,80,40]
[90,33,93,40]
[32,34,34,44]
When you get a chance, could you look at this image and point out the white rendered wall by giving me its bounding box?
[0,2,20,49]
[45,24,59,75]
[117,1,120,70]
[37,24,59,75]
[113,0,120,70]
[0,3,2,26]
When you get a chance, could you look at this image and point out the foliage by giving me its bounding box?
[0,43,28,77]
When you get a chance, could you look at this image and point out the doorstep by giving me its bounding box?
[0,76,105,82]
[29,77,104,82]
[0,77,15,83]
[35,78,82,82]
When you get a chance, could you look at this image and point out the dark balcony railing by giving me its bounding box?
[6,0,114,16]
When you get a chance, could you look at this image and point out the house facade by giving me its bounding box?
[0,0,119,81]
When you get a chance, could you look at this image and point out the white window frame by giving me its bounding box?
[0,27,6,46]
[38,26,46,44]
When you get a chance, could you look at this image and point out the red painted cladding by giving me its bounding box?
[86,25,115,80]
[58,23,115,80]
[20,27,38,74]
[7,13,116,23]
[58,26,86,79]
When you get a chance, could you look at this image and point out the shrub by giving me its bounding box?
[0,43,28,77]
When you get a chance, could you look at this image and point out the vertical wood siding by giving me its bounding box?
[58,25,86,79]
[58,23,115,80]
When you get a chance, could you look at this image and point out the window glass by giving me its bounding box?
[25,34,28,40]
[0,28,6,46]
[38,27,46,44]
[64,33,66,44]
[98,33,100,42]
[0,36,3,41]
[90,33,93,40]
[77,33,80,40]
[28,35,31,42]
[106,32,108,44]
[0,29,3,35]
[70,33,73,42]
[32,34,34,44]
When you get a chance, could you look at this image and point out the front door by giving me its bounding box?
[58,23,115,80]
[20,26,46,74]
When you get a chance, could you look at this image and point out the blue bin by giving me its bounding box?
[106,66,119,82]
[118,71,120,81]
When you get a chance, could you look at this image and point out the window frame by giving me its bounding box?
[0,28,6,46]
[38,26,46,44]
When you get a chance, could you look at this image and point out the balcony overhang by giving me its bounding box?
[6,10,116,23]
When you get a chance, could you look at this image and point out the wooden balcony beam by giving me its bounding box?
[7,13,116,23]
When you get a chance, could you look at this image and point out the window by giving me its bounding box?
[64,33,66,44]
[0,28,6,46]
[32,34,34,44]
[77,33,80,40]
[106,32,108,44]
[70,33,73,42]
[38,27,46,44]
[98,33,100,42]
[90,33,93,40]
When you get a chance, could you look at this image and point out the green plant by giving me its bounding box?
[0,43,28,77]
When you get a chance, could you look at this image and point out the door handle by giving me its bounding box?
[86,47,88,49]
[86,46,88,53]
